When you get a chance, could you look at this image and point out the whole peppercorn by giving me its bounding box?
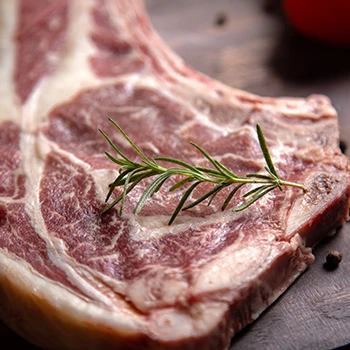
[325,251,342,270]
[214,13,228,27]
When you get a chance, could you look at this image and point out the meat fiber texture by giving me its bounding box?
[0,1,349,349]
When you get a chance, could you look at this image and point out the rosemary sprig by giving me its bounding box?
[99,118,308,225]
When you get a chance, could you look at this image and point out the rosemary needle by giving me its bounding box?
[99,118,308,225]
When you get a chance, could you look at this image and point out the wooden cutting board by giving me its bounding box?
[1,1,350,348]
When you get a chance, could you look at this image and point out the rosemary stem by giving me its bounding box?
[279,180,308,192]
[227,177,308,192]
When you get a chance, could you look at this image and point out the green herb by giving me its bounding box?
[99,118,308,225]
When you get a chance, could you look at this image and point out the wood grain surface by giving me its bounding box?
[1,1,350,349]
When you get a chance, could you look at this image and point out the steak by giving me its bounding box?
[0,1,349,349]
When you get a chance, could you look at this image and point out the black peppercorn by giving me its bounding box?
[325,250,342,270]
[214,13,228,27]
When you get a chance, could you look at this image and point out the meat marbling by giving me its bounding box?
[0,1,349,349]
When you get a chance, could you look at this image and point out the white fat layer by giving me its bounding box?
[125,210,238,240]
[0,250,144,331]
[193,242,280,294]
[27,0,100,120]
[148,302,228,341]
[0,0,20,123]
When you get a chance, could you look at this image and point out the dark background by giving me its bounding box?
[1,1,350,349]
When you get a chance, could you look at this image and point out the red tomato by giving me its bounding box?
[283,0,350,46]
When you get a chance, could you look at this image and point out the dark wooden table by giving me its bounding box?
[2,1,350,349]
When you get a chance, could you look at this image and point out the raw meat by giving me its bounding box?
[0,1,349,349]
